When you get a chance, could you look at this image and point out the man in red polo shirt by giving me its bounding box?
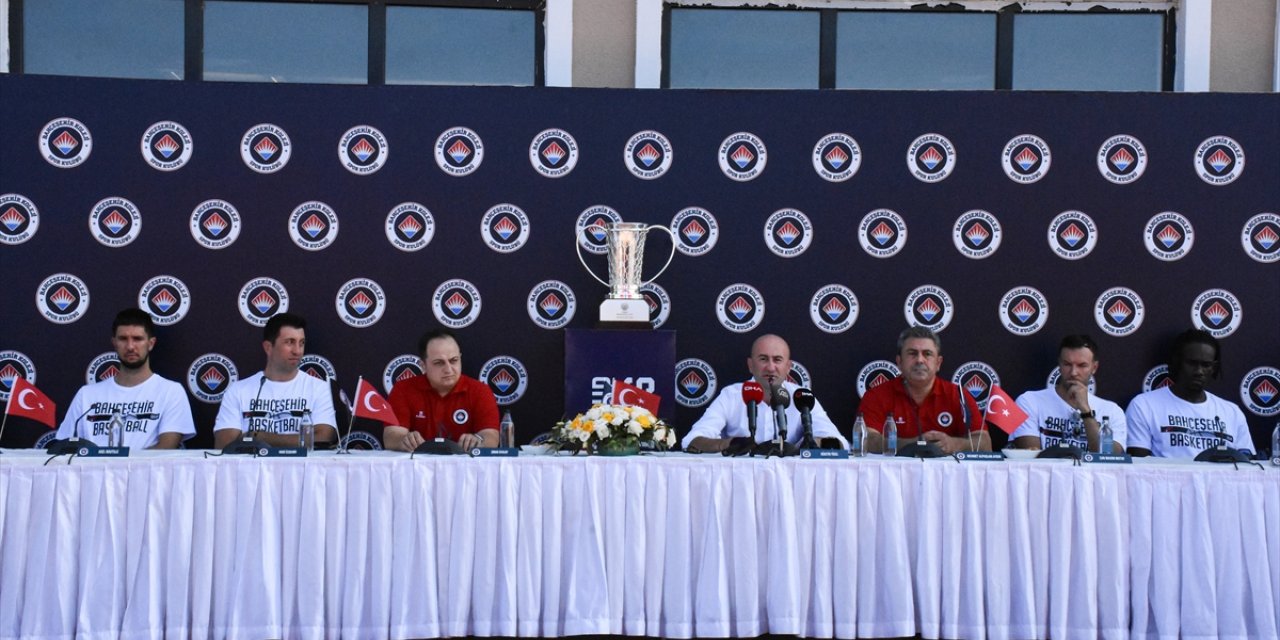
[384,329,500,452]
[858,326,989,454]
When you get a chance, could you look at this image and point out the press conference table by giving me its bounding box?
[0,449,1277,640]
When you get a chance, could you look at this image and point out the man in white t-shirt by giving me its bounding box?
[213,313,337,448]
[56,308,195,448]
[1126,329,1256,458]
[1011,334,1126,453]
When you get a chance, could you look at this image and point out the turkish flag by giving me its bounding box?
[612,379,661,414]
[353,378,399,425]
[5,376,57,429]
[984,384,1029,434]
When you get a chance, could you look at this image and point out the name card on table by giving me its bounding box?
[471,447,520,457]
[258,446,308,458]
[79,446,130,458]
[1082,452,1133,464]
[955,451,1005,462]
[800,449,849,460]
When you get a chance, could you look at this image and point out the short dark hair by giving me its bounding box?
[417,328,458,357]
[264,312,307,343]
[897,326,940,354]
[1059,334,1098,358]
[1168,328,1221,379]
[112,308,156,338]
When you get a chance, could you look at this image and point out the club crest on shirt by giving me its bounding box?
[453,409,470,424]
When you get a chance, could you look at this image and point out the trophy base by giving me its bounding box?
[598,299,651,327]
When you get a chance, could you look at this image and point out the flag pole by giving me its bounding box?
[0,387,14,453]
[338,376,361,455]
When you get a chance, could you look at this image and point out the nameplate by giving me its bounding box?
[258,446,308,458]
[799,448,849,459]
[79,446,129,458]
[955,451,1005,462]
[471,447,520,457]
[1082,452,1132,464]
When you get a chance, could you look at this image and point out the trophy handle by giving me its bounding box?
[641,225,678,287]
[575,228,611,287]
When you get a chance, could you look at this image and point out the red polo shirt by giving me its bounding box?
[857,375,985,439]
[387,374,500,441]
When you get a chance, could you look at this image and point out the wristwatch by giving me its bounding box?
[1079,410,1096,420]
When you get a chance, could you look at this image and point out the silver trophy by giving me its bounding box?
[577,221,676,323]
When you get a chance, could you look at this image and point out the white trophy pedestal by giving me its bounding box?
[600,298,651,324]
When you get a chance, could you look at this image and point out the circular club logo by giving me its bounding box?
[904,285,954,332]
[434,126,484,176]
[952,361,1000,411]
[812,133,862,182]
[238,277,290,327]
[385,202,435,252]
[787,360,812,388]
[138,275,191,326]
[671,207,719,257]
[299,354,337,382]
[999,286,1049,336]
[527,280,577,329]
[952,209,1001,259]
[383,354,423,394]
[1094,287,1145,337]
[89,197,142,247]
[764,208,812,258]
[1097,135,1147,184]
[1002,134,1051,184]
[640,283,671,329]
[530,128,578,178]
[1048,367,1097,395]
[341,431,384,451]
[907,133,955,183]
[338,125,389,175]
[576,205,623,255]
[241,124,291,173]
[289,201,339,251]
[1191,289,1242,338]
[141,120,193,171]
[716,283,765,333]
[625,130,673,180]
[810,284,859,334]
[1194,136,1244,185]
[675,358,718,408]
[336,278,386,328]
[1239,367,1280,417]
[1048,210,1097,260]
[433,279,482,328]
[857,360,901,398]
[0,351,37,402]
[452,409,469,425]
[187,353,238,403]
[40,117,92,168]
[479,356,528,405]
[1241,213,1280,263]
[86,351,122,384]
[36,273,90,324]
[0,193,39,245]
[190,199,241,250]
[482,203,531,253]
[859,208,907,258]
[718,132,767,182]
[1142,365,1173,392]
[1144,212,1195,261]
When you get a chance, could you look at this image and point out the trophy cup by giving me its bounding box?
[577,221,676,324]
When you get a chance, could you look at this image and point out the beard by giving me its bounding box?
[120,353,149,370]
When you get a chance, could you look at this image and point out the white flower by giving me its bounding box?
[596,423,611,439]
[627,420,644,436]
[608,411,626,426]
[586,407,603,420]
[665,430,676,447]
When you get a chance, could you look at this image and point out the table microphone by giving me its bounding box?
[222,376,267,455]
[793,387,817,449]
[46,407,99,455]
[742,381,764,440]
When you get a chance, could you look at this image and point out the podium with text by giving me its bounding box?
[564,329,676,423]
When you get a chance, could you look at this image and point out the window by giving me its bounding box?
[836,12,995,90]
[386,6,536,86]
[1011,14,1165,91]
[204,2,368,84]
[22,0,184,80]
[667,9,820,89]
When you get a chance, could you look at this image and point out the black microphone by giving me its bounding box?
[793,387,817,449]
[770,384,791,443]
[222,376,268,455]
[46,406,99,454]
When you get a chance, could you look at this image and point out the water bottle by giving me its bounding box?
[1066,409,1082,448]
[1098,415,1114,454]
[850,413,866,457]
[298,410,315,451]
[499,411,514,448]
[108,408,123,448]
[884,412,897,456]
[1271,422,1279,467]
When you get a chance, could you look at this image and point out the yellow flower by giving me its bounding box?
[637,414,654,428]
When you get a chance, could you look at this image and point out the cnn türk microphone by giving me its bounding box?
[793,387,817,448]
[742,380,764,440]
[770,383,791,442]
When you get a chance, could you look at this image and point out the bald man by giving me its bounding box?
[682,334,848,453]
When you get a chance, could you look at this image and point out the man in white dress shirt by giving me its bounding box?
[682,334,847,453]
[1011,334,1127,453]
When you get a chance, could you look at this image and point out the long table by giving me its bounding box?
[1,450,1277,640]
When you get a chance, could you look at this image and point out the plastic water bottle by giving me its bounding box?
[1271,422,1279,467]
[1066,409,1082,448]
[108,408,123,448]
[500,411,514,448]
[884,412,897,456]
[298,410,315,451]
[850,413,867,457]
[1098,415,1114,454]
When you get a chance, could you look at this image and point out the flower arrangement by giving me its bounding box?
[550,404,676,454]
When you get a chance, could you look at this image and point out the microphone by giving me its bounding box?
[222,376,268,455]
[742,381,764,440]
[770,383,790,443]
[793,387,817,449]
[46,406,100,454]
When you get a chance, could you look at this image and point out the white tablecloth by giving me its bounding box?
[0,450,1277,640]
